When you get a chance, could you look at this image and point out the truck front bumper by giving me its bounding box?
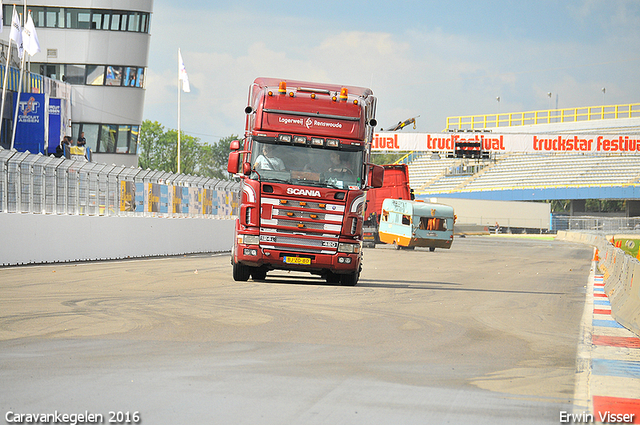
[236,244,361,275]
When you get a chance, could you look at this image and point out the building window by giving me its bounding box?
[86,65,105,85]
[92,10,108,30]
[105,66,123,86]
[130,126,139,154]
[99,124,117,153]
[64,65,86,85]
[124,67,138,87]
[73,123,140,155]
[33,63,145,89]
[2,5,150,33]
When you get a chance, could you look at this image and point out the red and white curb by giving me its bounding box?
[573,252,640,424]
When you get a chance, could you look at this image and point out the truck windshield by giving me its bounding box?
[250,141,364,189]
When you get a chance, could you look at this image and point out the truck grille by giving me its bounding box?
[260,195,345,254]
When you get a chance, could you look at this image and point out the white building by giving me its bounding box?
[1,0,154,167]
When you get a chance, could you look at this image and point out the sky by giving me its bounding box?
[143,0,640,144]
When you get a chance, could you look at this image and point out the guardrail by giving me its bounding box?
[446,102,640,130]
[557,231,640,337]
[0,147,240,218]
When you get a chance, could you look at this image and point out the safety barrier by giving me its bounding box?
[446,102,640,131]
[0,148,241,266]
[556,231,640,337]
[0,147,240,217]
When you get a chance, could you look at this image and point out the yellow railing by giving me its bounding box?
[445,103,640,131]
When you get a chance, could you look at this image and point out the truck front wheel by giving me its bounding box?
[232,262,251,281]
[340,271,359,286]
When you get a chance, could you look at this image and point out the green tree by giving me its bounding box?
[138,119,237,179]
[370,152,408,165]
[198,135,239,179]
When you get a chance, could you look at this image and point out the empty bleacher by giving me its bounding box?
[412,152,640,195]
[405,102,640,196]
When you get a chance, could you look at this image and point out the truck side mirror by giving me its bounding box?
[370,164,384,188]
[228,151,240,174]
[242,162,252,175]
[230,140,240,151]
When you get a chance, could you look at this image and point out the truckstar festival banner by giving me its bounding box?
[372,132,640,154]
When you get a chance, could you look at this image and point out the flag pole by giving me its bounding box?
[0,10,14,146]
[177,49,181,174]
[10,10,25,151]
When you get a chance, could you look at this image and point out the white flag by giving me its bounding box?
[23,12,40,57]
[10,7,23,59]
[178,49,190,93]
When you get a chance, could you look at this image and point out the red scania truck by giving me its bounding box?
[228,77,383,286]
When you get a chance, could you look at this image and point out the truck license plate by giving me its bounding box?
[283,256,311,265]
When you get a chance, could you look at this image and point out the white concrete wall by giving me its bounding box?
[0,214,235,266]
[426,197,551,229]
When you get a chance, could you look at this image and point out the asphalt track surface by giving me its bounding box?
[0,236,593,425]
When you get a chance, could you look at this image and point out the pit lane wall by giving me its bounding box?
[0,214,236,266]
[0,149,240,266]
[557,231,640,337]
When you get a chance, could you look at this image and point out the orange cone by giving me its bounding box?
[593,249,599,262]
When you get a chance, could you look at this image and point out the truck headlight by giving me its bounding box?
[338,243,359,254]
[241,234,260,245]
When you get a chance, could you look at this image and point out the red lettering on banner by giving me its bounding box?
[488,136,505,150]
[427,135,455,151]
[534,136,595,152]
[597,136,640,152]
[373,134,399,150]
[373,132,640,153]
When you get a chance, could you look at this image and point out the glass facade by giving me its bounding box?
[72,123,139,154]
[3,6,150,33]
[31,63,145,89]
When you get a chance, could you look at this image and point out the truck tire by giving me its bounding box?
[251,268,267,281]
[232,262,251,281]
[340,271,359,286]
[429,247,436,252]
[325,272,341,284]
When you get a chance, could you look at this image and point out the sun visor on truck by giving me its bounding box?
[259,110,365,140]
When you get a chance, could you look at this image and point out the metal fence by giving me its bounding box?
[552,215,640,234]
[0,148,240,218]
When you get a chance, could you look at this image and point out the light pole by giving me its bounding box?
[496,96,500,126]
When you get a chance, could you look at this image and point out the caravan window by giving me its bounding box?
[419,217,447,231]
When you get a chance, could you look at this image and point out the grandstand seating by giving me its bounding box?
[410,152,640,195]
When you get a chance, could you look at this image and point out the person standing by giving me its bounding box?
[77,132,86,147]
